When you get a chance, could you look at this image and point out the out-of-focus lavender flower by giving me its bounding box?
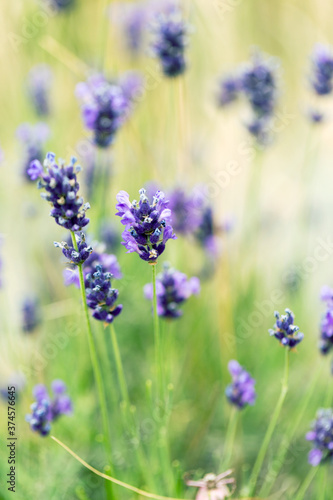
[0,372,26,401]
[54,233,93,265]
[269,309,304,349]
[100,222,121,253]
[167,188,201,235]
[85,264,122,324]
[119,71,144,116]
[306,408,333,466]
[308,108,325,124]
[310,44,333,96]
[186,471,236,500]
[45,0,75,11]
[26,64,53,116]
[26,380,72,437]
[217,75,240,107]
[144,263,200,318]
[21,297,41,333]
[109,2,149,55]
[76,74,128,148]
[16,123,50,182]
[225,360,256,409]
[319,286,333,356]
[195,206,220,256]
[30,153,90,232]
[116,188,176,263]
[151,5,189,77]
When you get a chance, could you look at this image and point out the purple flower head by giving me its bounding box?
[26,64,53,116]
[144,262,200,318]
[85,264,123,324]
[116,188,176,263]
[76,74,128,148]
[21,296,41,333]
[319,286,333,356]
[310,44,333,96]
[151,5,189,77]
[16,123,50,182]
[308,108,325,124]
[217,75,240,107]
[269,309,304,349]
[186,470,236,500]
[306,408,333,466]
[119,71,144,118]
[225,360,256,409]
[54,233,93,265]
[245,116,270,145]
[26,380,72,437]
[195,206,220,256]
[167,187,201,235]
[0,372,26,401]
[45,0,75,11]
[109,2,149,55]
[32,153,90,232]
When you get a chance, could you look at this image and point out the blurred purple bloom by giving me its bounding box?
[319,286,333,356]
[21,297,41,333]
[76,74,128,148]
[308,108,324,124]
[0,372,26,401]
[217,75,240,107]
[310,44,333,96]
[116,188,176,263]
[269,309,304,349]
[46,0,75,10]
[26,380,72,437]
[109,2,149,55]
[225,360,256,409]
[85,264,122,324]
[16,123,50,182]
[167,187,201,235]
[32,153,90,232]
[186,471,236,500]
[119,71,144,116]
[27,64,53,116]
[306,409,333,466]
[144,263,200,318]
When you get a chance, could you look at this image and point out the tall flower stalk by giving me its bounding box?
[152,263,164,403]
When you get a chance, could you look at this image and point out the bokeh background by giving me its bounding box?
[0,0,333,499]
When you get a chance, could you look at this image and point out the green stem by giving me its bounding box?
[109,323,130,408]
[152,264,164,403]
[294,466,318,500]
[222,407,239,469]
[259,367,322,497]
[70,232,113,471]
[248,348,289,496]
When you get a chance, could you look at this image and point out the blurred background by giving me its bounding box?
[0,0,333,499]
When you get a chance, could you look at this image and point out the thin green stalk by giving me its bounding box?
[222,407,239,469]
[318,466,327,500]
[70,232,113,471]
[247,349,289,496]
[294,466,318,500]
[109,323,130,408]
[259,367,322,497]
[152,263,164,403]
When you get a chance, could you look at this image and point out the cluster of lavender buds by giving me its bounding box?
[310,44,333,96]
[85,264,122,323]
[76,74,132,148]
[319,286,333,357]
[21,297,41,333]
[63,239,122,288]
[217,75,240,107]
[55,233,93,265]
[109,1,149,55]
[225,360,256,409]
[306,409,333,466]
[167,187,201,235]
[0,372,26,401]
[144,263,200,318]
[29,153,90,232]
[26,64,53,116]
[26,380,72,437]
[16,123,50,181]
[151,4,189,77]
[186,471,236,500]
[116,188,176,263]
[269,309,304,349]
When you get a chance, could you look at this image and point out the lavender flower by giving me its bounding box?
[310,44,333,96]
[306,409,333,466]
[186,471,236,500]
[195,206,220,256]
[308,108,324,124]
[85,264,122,323]
[269,309,304,349]
[217,75,240,107]
[16,123,50,181]
[26,380,72,437]
[144,263,200,318]
[0,372,26,401]
[167,188,201,235]
[26,64,53,116]
[151,5,189,77]
[319,286,333,356]
[75,74,128,148]
[54,233,93,265]
[116,188,176,263]
[45,0,75,10]
[29,153,90,232]
[119,71,143,116]
[225,360,256,409]
[109,2,149,55]
[21,297,41,333]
